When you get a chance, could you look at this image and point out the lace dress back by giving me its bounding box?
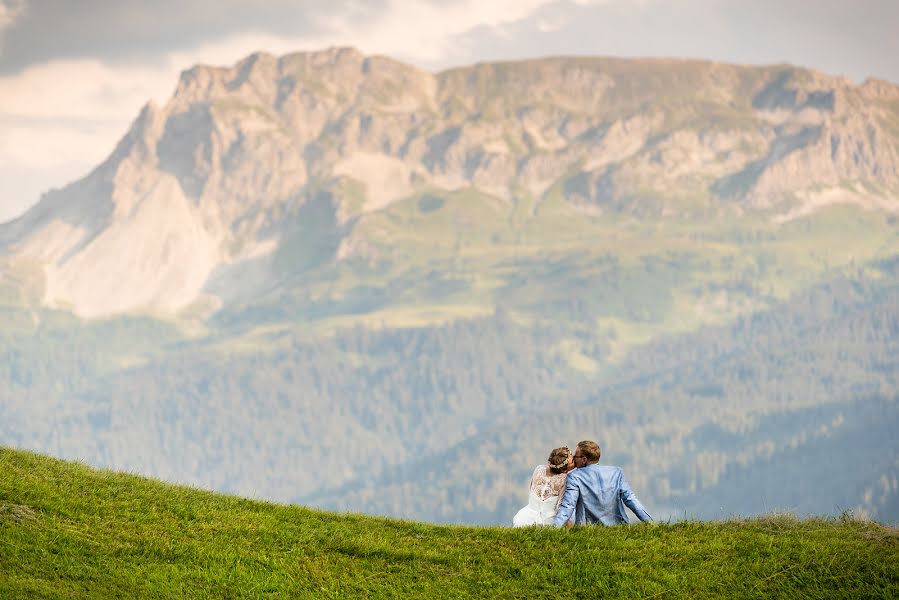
[529,465,568,502]
[513,464,569,527]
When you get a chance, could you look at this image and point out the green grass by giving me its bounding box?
[2,448,897,598]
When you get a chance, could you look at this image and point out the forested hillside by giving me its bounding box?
[3,258,897,524]
[1,50,898,526]
[301,262,899,523]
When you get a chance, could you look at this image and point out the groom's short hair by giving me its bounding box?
[577,440,601,463]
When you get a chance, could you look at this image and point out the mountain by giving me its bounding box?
[1,47,898,318]
[0,48,897,527]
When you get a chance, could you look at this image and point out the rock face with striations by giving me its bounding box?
[2,47,898,318]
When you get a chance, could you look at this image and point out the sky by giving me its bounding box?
[1,0,897,223]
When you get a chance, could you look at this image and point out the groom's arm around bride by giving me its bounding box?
[552,440,652,527]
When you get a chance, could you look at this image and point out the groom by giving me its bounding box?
[553,440,652,526]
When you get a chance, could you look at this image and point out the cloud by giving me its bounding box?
[0,1,597,121]
[0,56,179,186]
[0,0,26,30]
[0,116,128,168]
[0,0,360,74]
[0,0,582,157]
[0,55,179,219]
[0,0,583,219]
[139,0,598,70]
[316,0,584,65]
[0,0,587,74]
[0,58,176,120]
[0,163,91,223]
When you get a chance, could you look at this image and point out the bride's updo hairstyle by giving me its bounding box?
[547,446,572,474]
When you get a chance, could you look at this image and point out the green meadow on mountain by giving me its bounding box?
[0,48,898,525]
[2,448,897,598]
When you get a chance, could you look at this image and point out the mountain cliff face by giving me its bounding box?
[2,47,898,318]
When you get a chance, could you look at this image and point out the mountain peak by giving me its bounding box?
[2,50,898,318]
[860,77,899,100]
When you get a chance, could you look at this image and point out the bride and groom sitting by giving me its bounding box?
[512,440,652,527]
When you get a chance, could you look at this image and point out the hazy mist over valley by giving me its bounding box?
[1,7,898,526]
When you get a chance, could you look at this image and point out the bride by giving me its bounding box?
[512,446,575,527]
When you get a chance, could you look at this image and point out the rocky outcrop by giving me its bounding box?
[2,49,898,318]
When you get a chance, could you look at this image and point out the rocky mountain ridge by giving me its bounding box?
[2,47,898,318]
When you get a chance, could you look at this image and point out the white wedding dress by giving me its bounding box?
[512,465,568,527]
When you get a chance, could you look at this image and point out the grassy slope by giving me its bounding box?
[221,193,898,364]
[2,448,896,599]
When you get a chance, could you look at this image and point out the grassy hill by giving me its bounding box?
[2,448,897,598]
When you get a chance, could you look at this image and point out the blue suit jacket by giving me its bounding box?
[553,464,652,526]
